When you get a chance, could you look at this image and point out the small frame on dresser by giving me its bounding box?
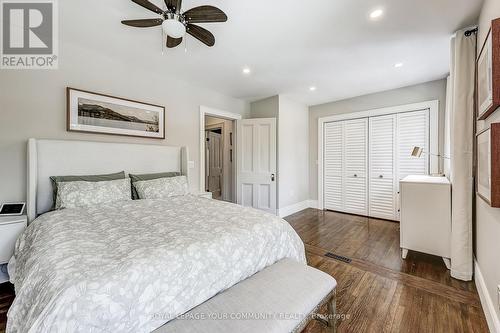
[67,87,165,139]
[477,18,500,120]
[476,123,500,207]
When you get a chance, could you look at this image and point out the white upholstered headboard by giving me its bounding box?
[27,139,189,222]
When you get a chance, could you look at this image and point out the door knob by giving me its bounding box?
[271,174,275,182]
[354,174,358,177]
[379,175,384,178]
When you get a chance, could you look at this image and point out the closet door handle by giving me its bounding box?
[379,175,384,178]
[353,174,358,178]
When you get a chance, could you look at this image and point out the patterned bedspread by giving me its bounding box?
[7,196,305,333]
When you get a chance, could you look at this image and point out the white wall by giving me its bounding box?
[0,42,248,206]
[475,1,500,329]
[278,96,309,210]
[309,79,447,200]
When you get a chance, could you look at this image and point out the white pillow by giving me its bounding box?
[55,178,131,209]
[133,176,189,199]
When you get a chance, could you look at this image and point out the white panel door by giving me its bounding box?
[237,118,277,214]
[324,121,344,211]
[397,110,430,181]
[369,115,397,220]
[206,131,223,199]
[343,118,368,215]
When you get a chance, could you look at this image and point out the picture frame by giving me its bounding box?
[477,19,500,120]
[67,88,165,139]
[476,123,500,207]
[476,128,491,204]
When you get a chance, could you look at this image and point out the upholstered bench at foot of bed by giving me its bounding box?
[154,259,337,333]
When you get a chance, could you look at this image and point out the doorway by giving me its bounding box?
[204,115,236,202]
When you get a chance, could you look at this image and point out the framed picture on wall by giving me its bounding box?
[67,88,165,139]
[476,123,500,207]
[477,18,500,120]
[476,128,491,203]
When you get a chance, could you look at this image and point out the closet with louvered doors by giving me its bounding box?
[324,118,368,216]
[369,114,397,220]
[323,109,430,221]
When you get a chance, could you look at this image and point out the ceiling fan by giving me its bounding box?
[122,0,227,48]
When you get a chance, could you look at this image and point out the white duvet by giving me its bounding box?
[7,195,305,333]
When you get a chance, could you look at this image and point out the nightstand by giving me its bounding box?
[196,192,213,199]
[0,215,27,265]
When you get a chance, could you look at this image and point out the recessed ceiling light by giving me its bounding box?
[369,9,384,20]
[394,63,404,68]
[242,67,251,75]
[309,86,317,92]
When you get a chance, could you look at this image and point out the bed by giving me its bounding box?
[6,139,305,333]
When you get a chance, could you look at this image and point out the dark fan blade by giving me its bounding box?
[184,6,227,23]
[164,0,182,13]
[187,24,215,47]
[132,0,164,15]
[167,36,183,48]
[121,18,163,28]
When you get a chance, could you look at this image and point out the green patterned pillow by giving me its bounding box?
[50,171,126,209]
[55,178,131,210]
[129,172,181,199]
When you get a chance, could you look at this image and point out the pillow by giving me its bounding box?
[129,171,181,199]
[50,171,126,208]
[55,178,131,210]
[133,176,188,200]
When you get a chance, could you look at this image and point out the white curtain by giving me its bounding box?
[443,76,452,177]
[448,29,476,281]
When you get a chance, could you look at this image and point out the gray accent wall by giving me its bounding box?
[308,79,447,201]
[249,96,279,118]
[476,0,500,326]
[0,44,249,205]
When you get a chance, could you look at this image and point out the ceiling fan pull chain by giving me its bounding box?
[184,36,188,53]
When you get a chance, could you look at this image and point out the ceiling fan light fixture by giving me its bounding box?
[162,18,186,38]
[123,0,226,48]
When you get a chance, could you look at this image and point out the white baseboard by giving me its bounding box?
[279,200,310,218]
[278,200,321,218]
[307,200,319,209]
[475,258,500,333]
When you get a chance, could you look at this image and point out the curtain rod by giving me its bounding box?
[464,28,478,37]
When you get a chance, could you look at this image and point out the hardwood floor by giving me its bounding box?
[0,208,488,332]
[0,283,13,333]
[286,209,488,333]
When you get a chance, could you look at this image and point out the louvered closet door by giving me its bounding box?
[369,115,396,220]
[343,118,368,215]
[397,110,430,180]
[324,121,344,211]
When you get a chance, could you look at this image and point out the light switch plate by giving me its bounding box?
[188,161,195,169]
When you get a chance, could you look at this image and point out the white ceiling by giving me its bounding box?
[65,0,482,106]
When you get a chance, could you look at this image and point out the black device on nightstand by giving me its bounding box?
[0,203,25,216]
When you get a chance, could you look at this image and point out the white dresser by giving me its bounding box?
[0,215,27,283]
[399,175,451,269]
